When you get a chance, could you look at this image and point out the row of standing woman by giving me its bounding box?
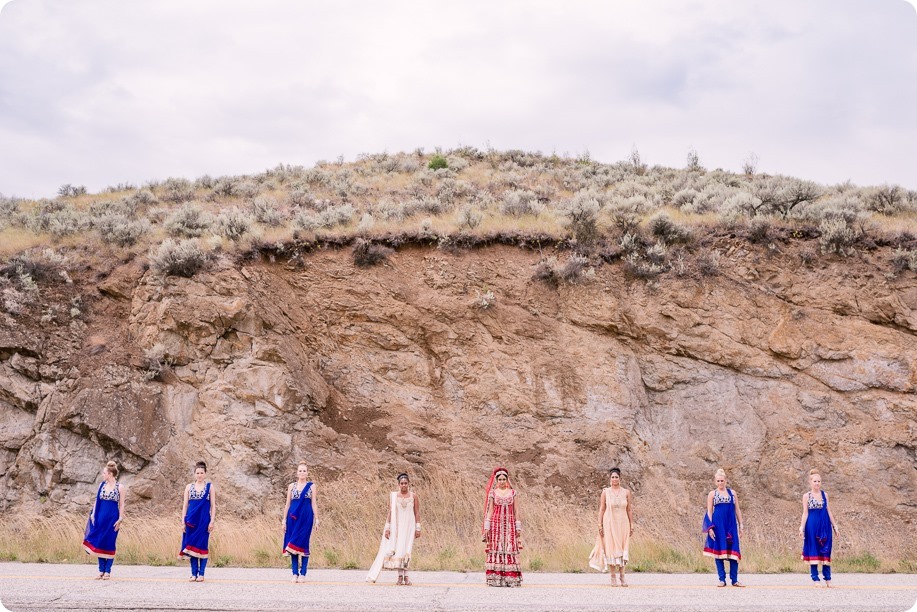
[82,463,839,587]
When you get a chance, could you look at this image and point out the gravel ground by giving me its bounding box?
[1,563,915,612]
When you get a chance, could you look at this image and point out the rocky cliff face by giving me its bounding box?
[1,242,915,549]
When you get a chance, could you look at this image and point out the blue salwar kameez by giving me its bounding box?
[283,482,314,576]
[802,490,833,582]
[179,482,212,578]
[703,488,741,584]
[83,481,120,573]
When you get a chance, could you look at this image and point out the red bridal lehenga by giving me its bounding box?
[484,473,522,587]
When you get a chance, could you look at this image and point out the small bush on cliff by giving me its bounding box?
[352,239,392,267]
[532,257,560,288]
[500,190,542,217]
[697,251,721,276]
[251,196,285,226]
[475,288,496,310]
[818,218,858,256]
[215,208,253,241]
[165,203,212,238]
[95,215,151,247]
[891,248,917,273]
[561,191,600,245]
[532,254,593,287]
[142,343,173,381]
[457,205,484,230]
[558,254,594,283]
[648,212,692,244]
[149,239,208,277]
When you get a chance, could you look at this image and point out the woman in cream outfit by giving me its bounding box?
[588,467,634,586]
[367,473,421,585]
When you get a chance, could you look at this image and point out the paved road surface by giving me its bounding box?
[1,563,916,611]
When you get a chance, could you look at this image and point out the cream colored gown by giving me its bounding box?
[367,492,416,582]
[588,487,630,571]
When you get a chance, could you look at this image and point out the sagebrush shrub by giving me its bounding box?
[457,205,483,230]
[352,238,392,267]
[672,188,698,209]
[33,205,87,238]
[294,204,354,231]
[165,204,212,238]
[720,191,761,219]
[532,257,559,287]
[891,248,917,273]
[215,208,252,241]
[608,197,648,234]
[818,218,857,256]
[57,184,87,198]
[865,185,906,215]
[149,239,208,277]
[648,212,692,244]
[686,148,703,172]
[623,252,666,278]
[697,251,721,276]
[356,213,375,234]
[747,217,771,244]
[251,196,285,226]
[561,191,601,245]
[619,232,640,254]
[95,215,151,247]
[0,197,21,228]
[500,190,541,217]
[558,254,594,284]
[413,196,448,215]
[376,200,410,222]
[792,195,866,225]
[288,185,315,208]
[160,178,195,203]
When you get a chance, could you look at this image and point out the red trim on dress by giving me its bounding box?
[703,547,741,561]
[802,555,831,564]
[179,545,209,559]
[83,540,116,559]
[284,543,309,556]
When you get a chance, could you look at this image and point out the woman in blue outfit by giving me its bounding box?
[281,462,319,583]
[799,468,839,587]
[83,461,125,580]
[179,461,216,582]
[703,468,744,587]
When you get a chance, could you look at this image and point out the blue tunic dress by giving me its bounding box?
[179,482,212,559]
[283,482,314,556]
[83,482,120,559]
[802,490,833,564]
[702,489,741,561]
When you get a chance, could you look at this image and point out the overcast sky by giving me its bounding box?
[1,0,915,198]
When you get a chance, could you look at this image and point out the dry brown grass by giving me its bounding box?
[0,473,905,573]
[0,228,50,257]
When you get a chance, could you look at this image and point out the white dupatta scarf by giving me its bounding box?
[366,492,397,583]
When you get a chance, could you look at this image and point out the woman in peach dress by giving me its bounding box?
[588,467,633,586]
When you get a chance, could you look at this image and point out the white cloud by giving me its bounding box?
[1,0,916,196]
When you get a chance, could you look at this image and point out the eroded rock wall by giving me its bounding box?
[0,244,914,547]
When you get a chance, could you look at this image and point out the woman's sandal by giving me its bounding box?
[102,573,110,581]
[196,576,205,582]
[96,573,105,580]
[396,575,404,586]
[189,575,197,582]
[619,576,628,587]
[403,575,412,586]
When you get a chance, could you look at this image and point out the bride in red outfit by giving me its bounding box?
[482,467,523,587]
